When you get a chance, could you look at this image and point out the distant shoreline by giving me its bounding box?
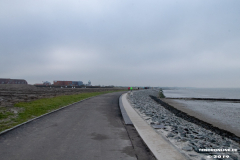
[166,97,240,102]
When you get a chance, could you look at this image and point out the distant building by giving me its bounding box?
[72,81,83,86]
[0,78,28,84]
[43,81,51,85]
[53,80,83,86]
[86,80,91,86]
[53,81,72,86]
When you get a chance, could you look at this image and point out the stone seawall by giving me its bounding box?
[150,96,240,144]
[127,90,240,160]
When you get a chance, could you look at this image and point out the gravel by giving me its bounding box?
[127,89,240,160]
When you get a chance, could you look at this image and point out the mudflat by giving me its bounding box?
[161,98,240,137]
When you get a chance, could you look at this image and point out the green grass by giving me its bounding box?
[0,90,124,132]
[0,110,14,120]
[159,90,165,98]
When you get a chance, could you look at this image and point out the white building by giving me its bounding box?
[86,80,91,86]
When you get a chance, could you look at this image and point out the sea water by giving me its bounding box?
[162,88,240,136]
[163,88,240,99]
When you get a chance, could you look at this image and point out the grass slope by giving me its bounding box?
[0,90,123,132]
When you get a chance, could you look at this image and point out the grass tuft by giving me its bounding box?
[0,111,14,120]
[159,89,165,98]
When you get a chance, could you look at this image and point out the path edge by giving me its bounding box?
[0,92,121,135]
[121,93,188,160]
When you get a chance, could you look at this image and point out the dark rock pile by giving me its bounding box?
[127,90,240,160]
[150,96,240,144]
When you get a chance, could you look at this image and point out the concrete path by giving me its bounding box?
[0,92,136,160]
[121,93,187,160]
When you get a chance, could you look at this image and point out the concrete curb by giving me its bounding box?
[121,93,187,160]
[0,92,115,135]
[119,94,133,125]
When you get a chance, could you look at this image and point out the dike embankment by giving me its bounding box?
[127,90,240,160]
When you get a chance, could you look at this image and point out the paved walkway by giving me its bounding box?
[0,92,136,160]
[122,93,186,160]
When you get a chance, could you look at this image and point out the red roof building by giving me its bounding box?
[0,78,28,84]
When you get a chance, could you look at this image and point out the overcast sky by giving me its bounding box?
[0,0,240,87]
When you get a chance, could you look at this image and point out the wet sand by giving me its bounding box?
[161,98,240,137]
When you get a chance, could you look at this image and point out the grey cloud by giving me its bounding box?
[0,0,240,87]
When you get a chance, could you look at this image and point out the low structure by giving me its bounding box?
[0,78,28,84]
